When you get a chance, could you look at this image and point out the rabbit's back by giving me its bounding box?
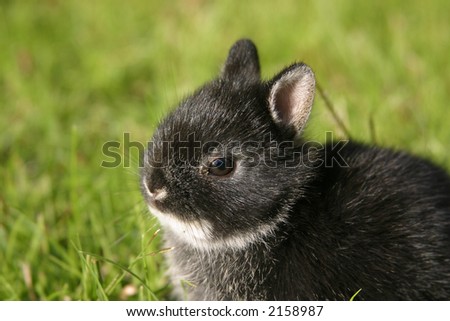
[284,141,450,300]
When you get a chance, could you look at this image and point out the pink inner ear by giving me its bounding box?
[274,82,298,124]
[270,75,314,132]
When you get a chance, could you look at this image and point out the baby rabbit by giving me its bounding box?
[140,39,450,300]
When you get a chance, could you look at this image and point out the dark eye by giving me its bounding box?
[208,158,234,176]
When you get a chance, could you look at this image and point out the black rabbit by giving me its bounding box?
[140,39,450,300]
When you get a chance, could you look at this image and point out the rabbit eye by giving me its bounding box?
[208,158,234,176]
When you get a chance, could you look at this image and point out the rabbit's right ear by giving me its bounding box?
[221,39,261,84]
[268,63,315,136]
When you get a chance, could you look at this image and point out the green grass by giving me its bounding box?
[1,0,449,300]
[349,288,362,301]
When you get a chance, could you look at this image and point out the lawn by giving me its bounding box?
[0,0,449,300]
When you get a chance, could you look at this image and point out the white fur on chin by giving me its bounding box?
[147,204,287,251]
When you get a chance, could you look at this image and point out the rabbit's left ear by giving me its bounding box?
[268,63,315,135]
[221,39,261,84]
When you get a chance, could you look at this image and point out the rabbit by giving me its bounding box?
[140,39,450,300]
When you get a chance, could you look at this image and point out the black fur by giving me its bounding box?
[141,39,450,300]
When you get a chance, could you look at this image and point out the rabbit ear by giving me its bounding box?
[221,39,261,84]
[268,63,315,135]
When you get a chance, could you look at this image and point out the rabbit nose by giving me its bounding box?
[145,168,168,201]
[147,187,168,202]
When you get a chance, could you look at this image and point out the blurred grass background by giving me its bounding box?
[0,0,449,300]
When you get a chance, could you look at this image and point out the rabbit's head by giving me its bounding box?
[141,39,316,250]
